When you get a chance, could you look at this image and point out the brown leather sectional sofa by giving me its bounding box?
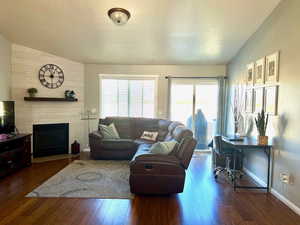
[89,117,197,195]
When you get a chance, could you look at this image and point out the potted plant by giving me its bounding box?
[27,88,38,97]
[255,110,269,145]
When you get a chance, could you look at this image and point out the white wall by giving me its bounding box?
[11,44,85,151]
[0,34,11,100]
[226,0,300,211]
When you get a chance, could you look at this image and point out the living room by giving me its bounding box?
[1,0,300,224]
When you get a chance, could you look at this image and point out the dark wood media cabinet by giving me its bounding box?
[0,134,32,178]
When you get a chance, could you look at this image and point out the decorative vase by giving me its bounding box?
[71,140,80,154]
[258,136,268,145]
[65,90,76,99]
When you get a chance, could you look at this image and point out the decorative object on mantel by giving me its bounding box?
[255,110,269,145]
[71,140,80,155]
[27,88,38,97]
[24,97,78,102]
[81,108,98,151]
[39,64,64,89]
[64,90,76,100]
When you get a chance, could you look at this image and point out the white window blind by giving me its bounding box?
[101,78,156,118]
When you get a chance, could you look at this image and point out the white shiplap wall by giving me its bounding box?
[11,44,85,152]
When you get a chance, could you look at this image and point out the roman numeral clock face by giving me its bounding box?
[39,64,64,89]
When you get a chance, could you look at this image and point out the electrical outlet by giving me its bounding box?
[280,172,290,184]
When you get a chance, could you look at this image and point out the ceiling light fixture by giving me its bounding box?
[108,8,131,25]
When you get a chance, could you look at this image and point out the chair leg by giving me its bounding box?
[214,154,244,183]
[225,156,236,183]
[214,167,225,179]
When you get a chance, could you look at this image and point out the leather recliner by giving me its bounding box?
[89,117,197,194]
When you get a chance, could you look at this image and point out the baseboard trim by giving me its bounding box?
[243,168,300,216]
[270,188,300,216]
[243,167,266,187]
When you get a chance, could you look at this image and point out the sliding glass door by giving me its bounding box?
[170,79,221,150]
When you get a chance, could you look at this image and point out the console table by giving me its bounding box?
[223,136,273,192]
[0,134,32,178]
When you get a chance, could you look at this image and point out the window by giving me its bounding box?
[100,78,156,118]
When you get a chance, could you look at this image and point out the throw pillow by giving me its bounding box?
[99,123,120,139]
[150,141,177,155]
[140,131,158,142]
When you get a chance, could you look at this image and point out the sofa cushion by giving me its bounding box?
[131,143,153,160]
[99,139,137,151]
[100,117,134,139]
[134,139,156,145]
[99,123,120,139]
[150,141,178,155]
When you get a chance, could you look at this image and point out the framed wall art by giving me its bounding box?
[245,89,253,113]
[246,63,255,86]
[265,51,280,84]
[265,85,278,115]
[254,57,265,86]
[254,87,264,113]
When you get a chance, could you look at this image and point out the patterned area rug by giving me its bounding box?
[26,160,133,199]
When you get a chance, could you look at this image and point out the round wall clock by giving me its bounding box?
[38,64,64,89]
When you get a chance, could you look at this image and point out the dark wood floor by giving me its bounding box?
[0,153,299,225]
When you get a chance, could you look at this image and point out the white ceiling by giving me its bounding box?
[0,0,281,65]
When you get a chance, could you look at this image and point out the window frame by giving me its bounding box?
[99,74,159,118]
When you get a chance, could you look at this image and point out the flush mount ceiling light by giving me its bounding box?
[108,8,131,25]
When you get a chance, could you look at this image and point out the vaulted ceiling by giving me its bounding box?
[0,0,281,64]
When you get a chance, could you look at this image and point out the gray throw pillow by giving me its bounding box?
[150,141,177,155]
[99,123,120,139]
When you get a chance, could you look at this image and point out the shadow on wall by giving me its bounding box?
[273,113,289,152]
[271,113,300,185]
[242,114,254,137]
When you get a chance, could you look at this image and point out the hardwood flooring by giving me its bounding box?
[0,153,299,225]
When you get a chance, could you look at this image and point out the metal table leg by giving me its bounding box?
[234,146,272,192]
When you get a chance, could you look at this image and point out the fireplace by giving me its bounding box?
[33,123,69,157]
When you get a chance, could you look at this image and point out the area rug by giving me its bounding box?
[26,160,133,199]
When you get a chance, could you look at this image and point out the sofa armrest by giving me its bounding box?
[89,130,103,140]
[130,154,185,175]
